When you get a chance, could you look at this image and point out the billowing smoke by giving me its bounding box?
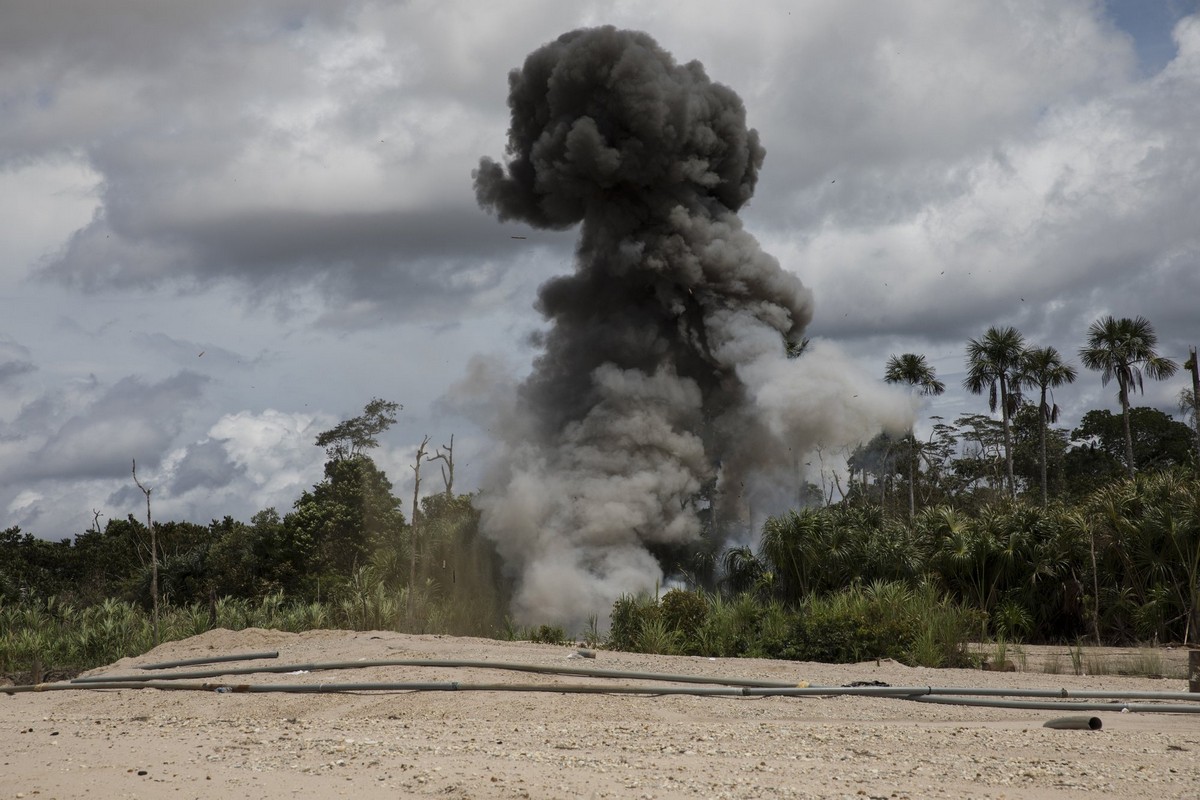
[470,27,910,626]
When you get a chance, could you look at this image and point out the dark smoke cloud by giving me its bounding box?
[471,27,907,625]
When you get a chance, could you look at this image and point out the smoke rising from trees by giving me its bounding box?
[471,26,910,625]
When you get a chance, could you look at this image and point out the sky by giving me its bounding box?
[2,0,1199,542]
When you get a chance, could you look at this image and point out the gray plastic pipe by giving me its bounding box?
[72,659,801,688]
[138,651,279,670]
[71,659,1200,705]
[900,685,1200,702]
[9,681,828,697]
[43,655,1200,715]
[1044,716,1103,730]
[907,694,1200,714]
[10,679,1200,713]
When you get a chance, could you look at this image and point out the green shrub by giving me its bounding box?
[764,582,981,667]
[990,598,1033,641]
[637,617,682,655]
[748,600,793,659]
[905,585,983,668]
[689,592,776,658]
[662,592,705,652]
[785,607,879,663]
[608,592,660,652]
[529,624,567,645]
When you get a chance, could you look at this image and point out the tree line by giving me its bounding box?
[0,399,511,638]
[2,314,1198,654]
[868,314,1197,513]
[725,313,1200,646]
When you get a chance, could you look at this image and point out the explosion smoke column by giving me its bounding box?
[472,27,910,625]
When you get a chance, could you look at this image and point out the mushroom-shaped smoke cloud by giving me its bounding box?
[471,27,909,626]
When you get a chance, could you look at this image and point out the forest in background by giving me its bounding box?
[3,317,1200,676]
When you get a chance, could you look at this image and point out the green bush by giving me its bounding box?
[783,607,868,663]
[608,592,660,652]
[637,617,682,655]
[529,624,567,645]
[659,588,708,652]
[612,584,978,666]
[785,604,913,663]
[747,600,793,659]
[776,583,982,667]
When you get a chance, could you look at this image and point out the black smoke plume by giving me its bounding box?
[471,27,906,625]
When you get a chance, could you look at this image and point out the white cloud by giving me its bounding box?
[208,409,331,498]
[7,490,43,520]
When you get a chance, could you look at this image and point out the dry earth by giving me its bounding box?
[2,629,1198,799]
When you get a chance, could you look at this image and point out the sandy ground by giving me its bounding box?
[2,629,1199,799]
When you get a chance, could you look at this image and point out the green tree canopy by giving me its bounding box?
[1069,407,1194,477]
[284,456,408,592]
[0,527,74,602]
[314,398,402,461]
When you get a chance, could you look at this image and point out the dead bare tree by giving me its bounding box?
[830,470,846,505]
[1186,346,1200,466]
[131,459,159,647]
[407,435,431,623]
[430,435,455,496]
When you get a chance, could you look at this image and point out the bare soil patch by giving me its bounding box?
[2,629,1198,798]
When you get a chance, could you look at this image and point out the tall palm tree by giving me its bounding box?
[1079,316,1179,478]
[1018,346,1077,504]
[963,326,1026,496]
[884,353,946,515]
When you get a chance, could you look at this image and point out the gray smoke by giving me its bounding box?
[471,27,910,626]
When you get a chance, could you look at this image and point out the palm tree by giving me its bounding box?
[885,353,946,395]
[1018,346,1077,504]
[884,353,946,515]
[760,509,822,601]
[963,326,1026,496]
[719,545,765,597]
[1079,316,1179,477]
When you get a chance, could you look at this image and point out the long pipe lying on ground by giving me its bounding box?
[71,659,802,688]
[0,657,1179,714]
[8,677,1200,714]
[68,658,1200,704]
[137,651,279,670]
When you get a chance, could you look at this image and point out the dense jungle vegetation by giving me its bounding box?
[2,318,1199,677]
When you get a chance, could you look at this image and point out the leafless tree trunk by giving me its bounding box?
[408,436,431,623]
[1088,524,1101,646]
[1189,346,1200,467]
[830,470,845,505]
[431,435,455,496]
[908,438,917,517]
[132,460,159,647]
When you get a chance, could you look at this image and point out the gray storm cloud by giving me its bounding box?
[472,26,909,625]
